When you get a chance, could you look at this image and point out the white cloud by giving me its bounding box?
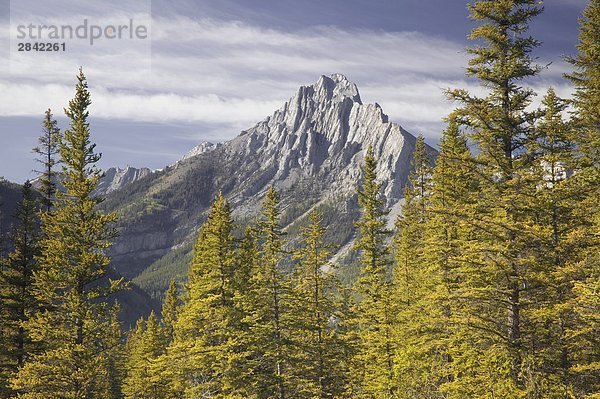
[0,13,575,144]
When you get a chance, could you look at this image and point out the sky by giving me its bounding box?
[0,0,589,183]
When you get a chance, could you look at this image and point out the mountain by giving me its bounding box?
[95,166,153,196]
[177,141,219,163]
[101,74,436,298]
[0,179,25,239]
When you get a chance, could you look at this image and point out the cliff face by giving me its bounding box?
[96,166,153,196]
[227,73,415,204]
[0,179,159,327]
[101,74,435,297]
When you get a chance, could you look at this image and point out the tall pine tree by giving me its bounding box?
[0,182,40,398]
[161,279,181,345]
[11,68,123,399]
[349,145,396,398]
[498,88,594,397]
[424,118,477,397]
[565,3,600,391]
[393,135,443,398]
[290,210,347,398]
[567,0,600,167]
[445,0,547,396]
[243,187,292,398]
[166,192,240,398]
[33,109,61,213]
[123,312,167,399]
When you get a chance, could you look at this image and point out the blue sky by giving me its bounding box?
[0,0,589,183]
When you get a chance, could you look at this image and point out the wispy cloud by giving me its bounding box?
[1,14,575,135]
[1,16,472,128]
[0,4,580,183]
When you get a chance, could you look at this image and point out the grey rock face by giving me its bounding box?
[226,73,416,205]
[177,141,218,163]
[96,166,153,196]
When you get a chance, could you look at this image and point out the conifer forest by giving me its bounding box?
[0,1,599,398]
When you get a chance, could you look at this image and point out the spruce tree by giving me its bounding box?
[393,136,440,398]
[231,224,260,396]
[103,305,125,399]
[0,182,39,398]
[290,210,347,398]
[123,312,167,399]
[394,136,432,313]
[445,0,546,395]
[522,88,597,397]
[123,319,144,397]
[242,187,292,398]
[161,279,181,344]
[565,3,600,394]
[33,109,61,213]
[11,68,123,399]
[566,0,600,167]
[167,192,240,398]
[349,145,396,397]
[423,118,477,397]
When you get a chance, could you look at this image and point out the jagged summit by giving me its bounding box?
[232,73,415,203]
[96,166,152,195]
[313,73,362,104]
[177,141,217,163]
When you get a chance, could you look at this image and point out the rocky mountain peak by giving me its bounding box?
[178,141,217,163]
[96,166,152,195]
[104,74,434,296]
[313,73,362,104]
[228,74,420,204]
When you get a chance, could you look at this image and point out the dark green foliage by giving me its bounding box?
[0,182,40,397]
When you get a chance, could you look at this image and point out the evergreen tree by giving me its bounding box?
[566,0,600,167]
[290,210,347,398]
[103,305,125,399]
[423,118,477,397]
[393,136,442,398]
[11,68,123,399]
[349,145,396,398]
[242,187,292,398]
[521,88,597,397]
[445,0,548,396]
[230,224,259,396]
[0,182,39,397]
[394,136,433,313]
[161,279,181,344]
[123,312,167,399]
[565,3,600,394]
[167,192,240,398]
[123,319,144,395]
[33,109,61,213]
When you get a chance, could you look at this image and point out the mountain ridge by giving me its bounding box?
[101,73,436,298]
